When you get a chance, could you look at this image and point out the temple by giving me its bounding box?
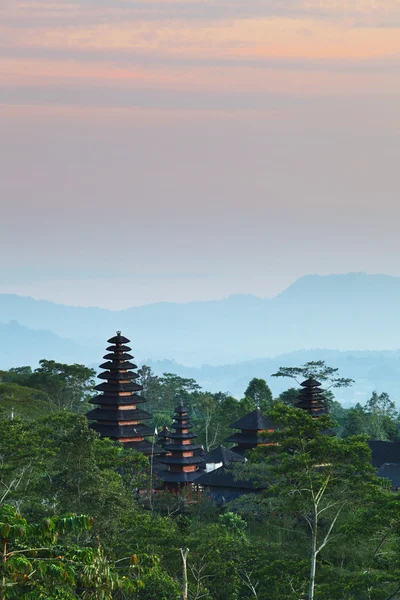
[158,402,204,489]
[226,409,277,454]
[295,377,329,418]
[85,336,400,494]
[86,332,155,455]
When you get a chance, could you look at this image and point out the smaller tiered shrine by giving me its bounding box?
[226,409,276,455]
[159,403,204,489]
[157,426,170,451]
[86,332,155,455]
[295,377,328,418]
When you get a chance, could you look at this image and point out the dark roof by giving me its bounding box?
[378,463,400,488]
[295,377,328,416]
[171,422,194,429]
[99,361,137,370]
[89,393,146,406]
[86,407,152,421]
[225,432,265,445]
[94,381,143,393]
[89,422,154,438]
[103,352,133,361]
[167,431,197,440]
[106,344,131,352]
[368,441,400,468]
[162,470,203,483]
[203,445,245,465]
[97,370,139,381]
[229,409,276,432]
[174,404,189,414]
[108,332,130,344]
[301,377,322,388]
[196,465,263,490]
[158,455,205,466]
[163,443,202,452]
[158,426,169,439]
[124,441,160,455]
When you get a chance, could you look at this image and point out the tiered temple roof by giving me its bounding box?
[295,377,328,418]
[157,426,170,451]
[159,402,204,488]
[203,445,245,467]
[226,409,276,455]
[86,332,154,455]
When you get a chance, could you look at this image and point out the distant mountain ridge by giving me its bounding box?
[1,272,400,366]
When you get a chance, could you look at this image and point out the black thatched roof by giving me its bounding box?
[174,403,189,414]
[89,393,146,406]
[229,409,276,432]
[99,361,137,371]
[106,344,131,352]
[163,443,202,452]
[294,377,328,417]
[124,440,158,455]
[159,455,205,466]
[94,381,143,393]
[162,470,204,483]
[171,422,194,430]
[86,407,152,421]
[108,332,130,344]
[103,352,133,361]
[225,432,265,445]
[196,465,263,490]
[97,371,139,381]
[378,463,400,488]
[167,431,197,440]
[368,441,400,468]
[89,422,154,438]
[158,426,169,439]
[203,445,245,465]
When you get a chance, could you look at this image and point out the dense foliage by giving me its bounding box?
[1,359,400,599]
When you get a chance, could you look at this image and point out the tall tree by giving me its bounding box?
[244,378,273,412]
[272,360,354,389]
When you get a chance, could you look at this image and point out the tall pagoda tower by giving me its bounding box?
[226,409,276,455]
[86,332,154,455]
[159,402,204,489]
[295,377,328,419]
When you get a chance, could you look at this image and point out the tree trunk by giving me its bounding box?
[180,547,189,600]
[308,518,317,600]
[1,540,7,600]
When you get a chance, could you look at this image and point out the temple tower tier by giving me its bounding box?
[159,403,204,488]
[295,377,328,418]
[86,331,155,455]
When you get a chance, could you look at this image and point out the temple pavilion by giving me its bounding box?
[158,402,205,489]
[226,408,277,454]
[295,377,329,417]
[86,332,155,455]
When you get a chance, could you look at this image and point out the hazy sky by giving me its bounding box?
[0,1,399,309]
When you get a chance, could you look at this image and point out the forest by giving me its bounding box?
[1,359,400,599]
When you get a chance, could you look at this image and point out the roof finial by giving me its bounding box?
[116,330,121,335]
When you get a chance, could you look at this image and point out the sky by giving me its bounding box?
[0,0,399,309]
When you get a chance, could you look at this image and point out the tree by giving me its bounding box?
[238,404,387,600]
[278,388,299,406]
[272,361,354,389]
[342,404,368,437]
[364,391,399,441]
[244,379,273,412]
[0,504,136,599]
[29,360,96,413]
